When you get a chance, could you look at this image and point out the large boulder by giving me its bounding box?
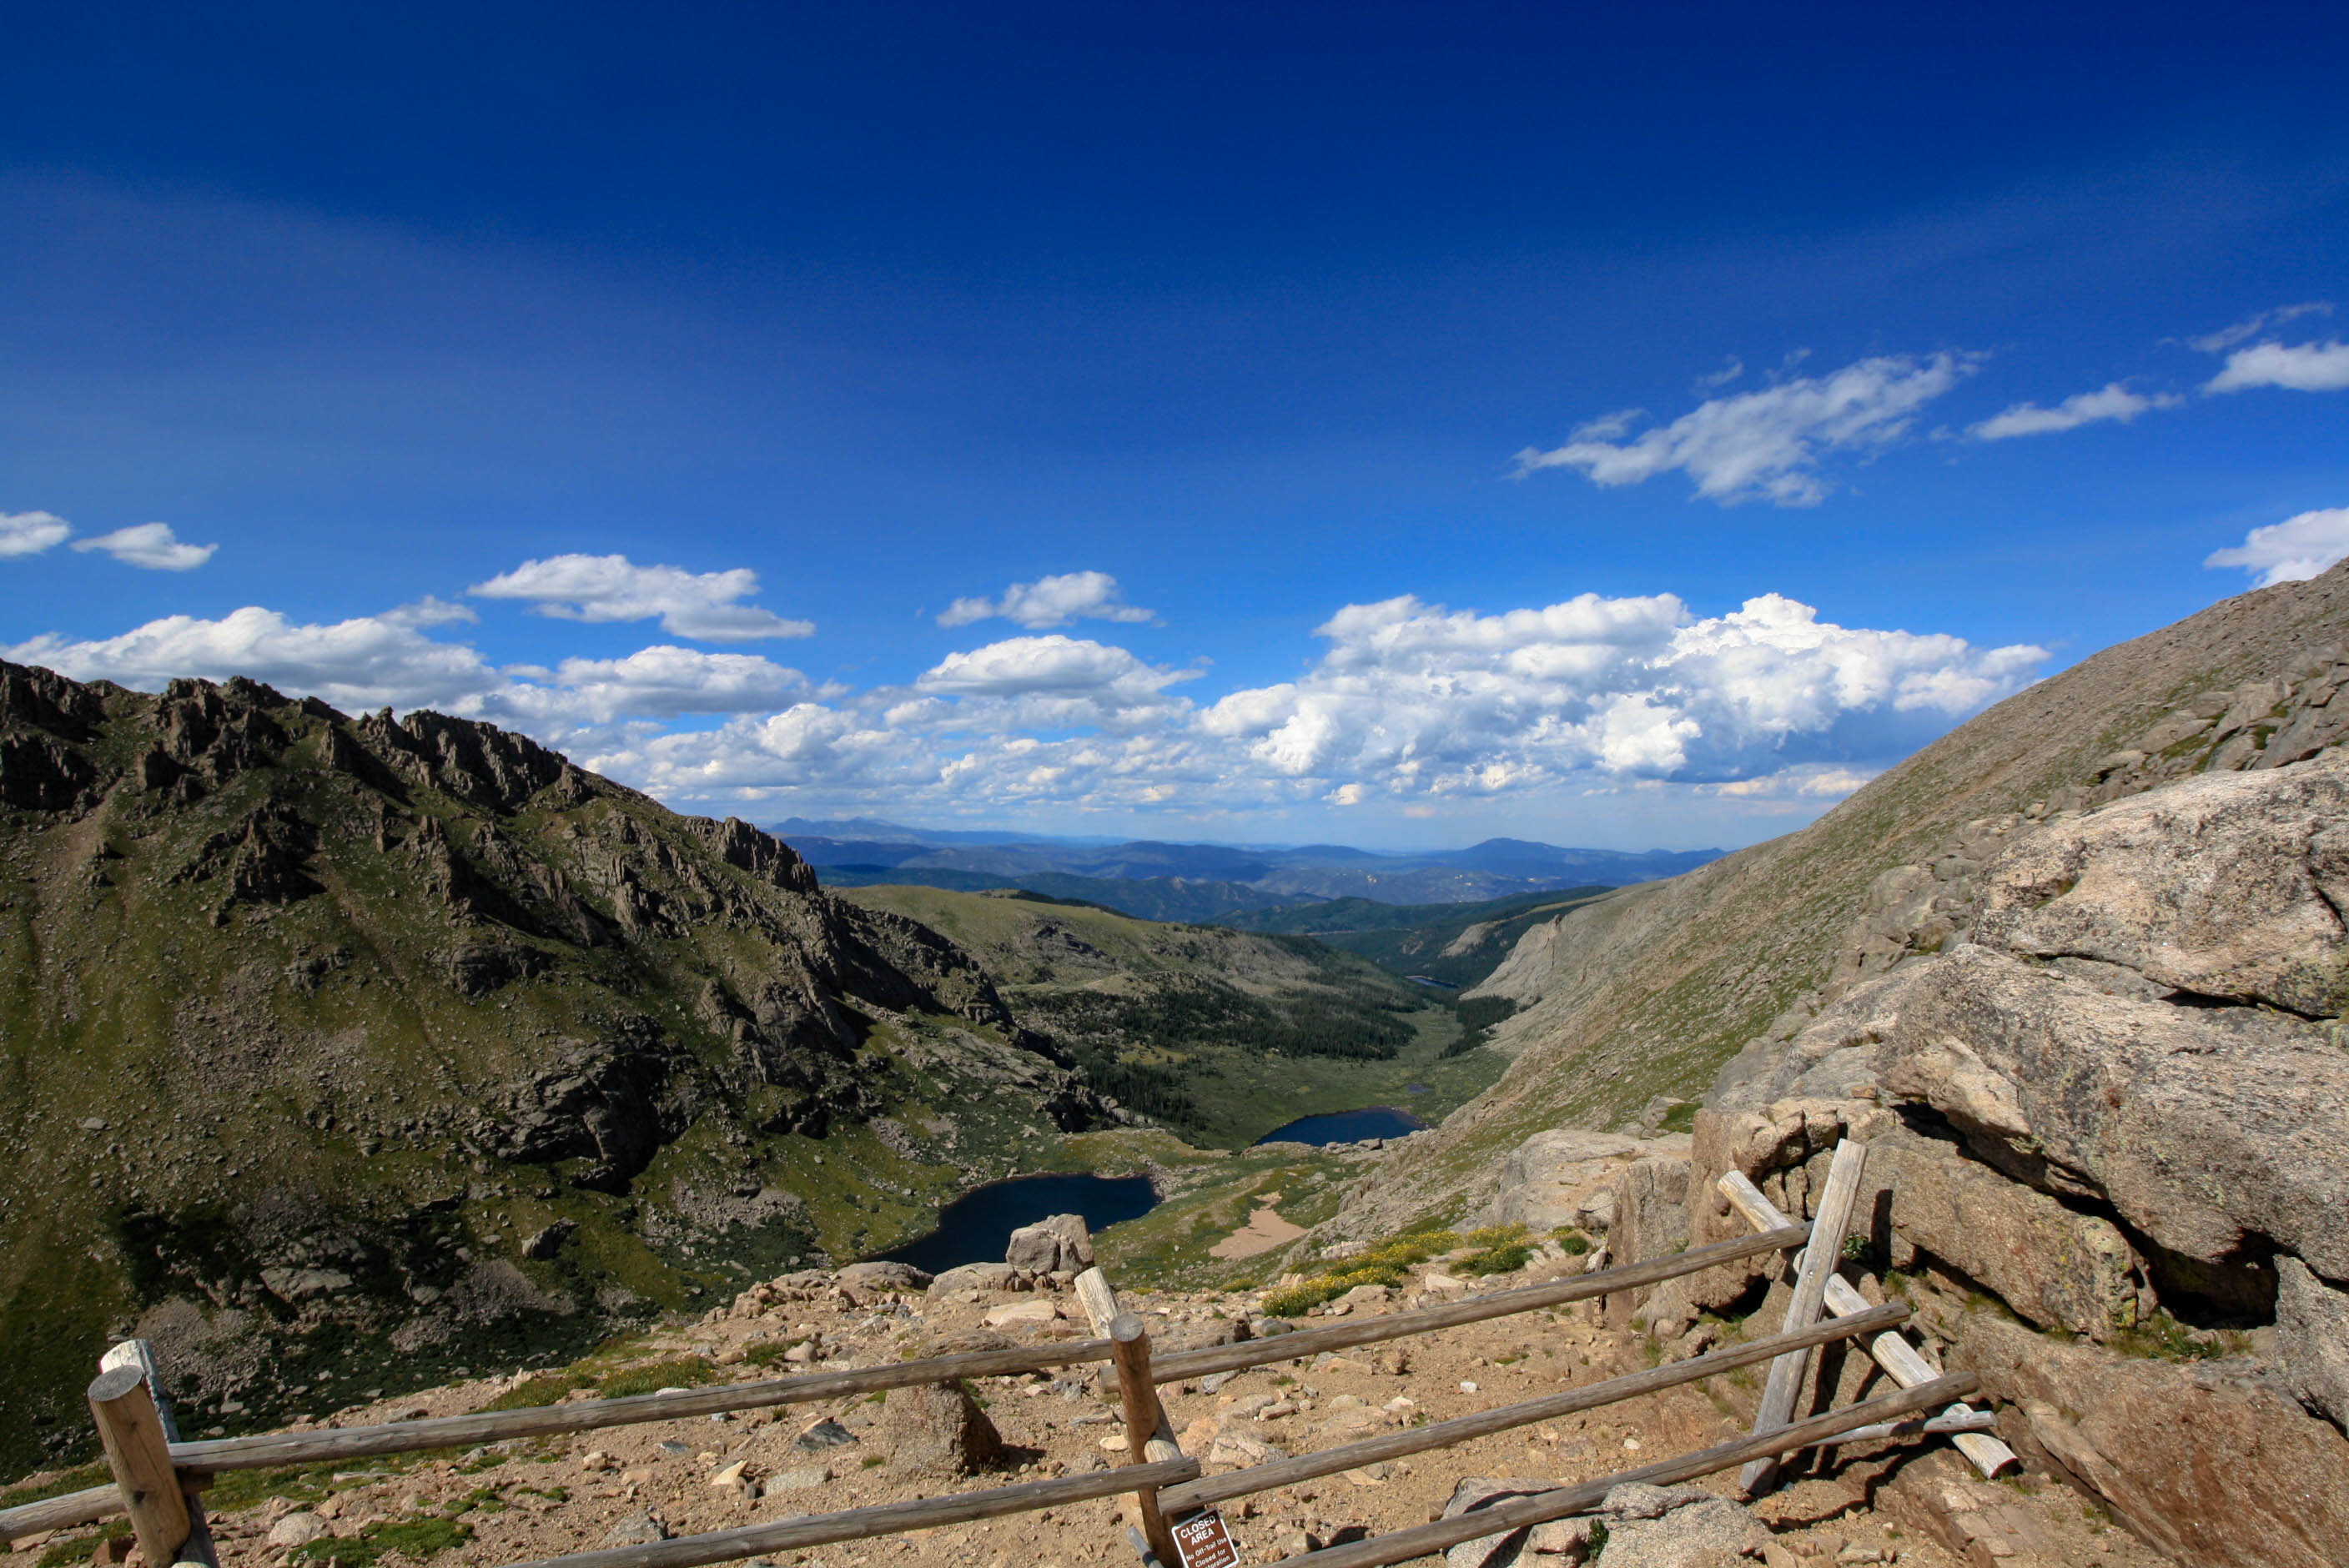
[1484,1129,1672,1233]
[928,1261,1023,1295]
[2276,1257,2349,1429]
[1855,1127,2149,1339]
[1879,944,2349,1281]
[1956,1314,2349,1568]
[1970,751,2349,1017]
[877,1380,1004,1476]
[1004,1212,1094,1274]
[836,1259,932,1293]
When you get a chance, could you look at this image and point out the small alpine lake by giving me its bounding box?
[1251,1104,1429,1146]
[874,1170,1161,1274]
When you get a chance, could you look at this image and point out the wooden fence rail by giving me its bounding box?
[4,1159,2009,1568]
[1158,1299,1913,1513]
[1284,1373,1982,1568]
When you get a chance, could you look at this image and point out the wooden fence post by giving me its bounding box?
[1739,1138,1869,1496]
[88,1365,191,1568]
[1718,1170,2018,1480]
[1109,1314,1179,1565]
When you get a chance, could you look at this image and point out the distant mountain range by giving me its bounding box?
[769,818,1721,922]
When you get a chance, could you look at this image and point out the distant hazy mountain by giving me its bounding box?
[771,823,1721,919]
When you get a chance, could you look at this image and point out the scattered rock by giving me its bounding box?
[1004,1213,1095,1274]
[983,1299,1063,1329]
[759,1465,829,1495]
[266,1514,331,1548]
[602,1512,667,1547]
[928,1262,1023,1296]
[877,1380,1003,1476]
[836,1260,933,1293]
[1438,1476,1559,1568]
[1593,1483,1768,1568]
[792,1418,857,1451]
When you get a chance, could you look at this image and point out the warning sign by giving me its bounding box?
[1169,1509,1240,1568]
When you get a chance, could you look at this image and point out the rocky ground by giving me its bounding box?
[11,1244,2165,1568]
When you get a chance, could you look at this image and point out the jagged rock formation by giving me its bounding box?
[0,664,1108,1472]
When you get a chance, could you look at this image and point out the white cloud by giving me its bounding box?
[1513,353,1974,505]
[1968,382,2185,440]
[69,521,218,570]
[913,635,1200,732]
[469,554,813,640]
[1200,590,2042,794]
[2205,508,2349,588]
[2204,339,2349,395]
[4,581,2043,829]
[6,606,497,712]
[2186,303,2332,354]
[938,570,1154,629]
[496,646,819,726]
[0,511,73,557]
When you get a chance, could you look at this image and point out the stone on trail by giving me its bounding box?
[983,1297,1063,1329]
[1004,1212,1095,1274]
[878,1380,1004,1476]
[1592,1483,1770,1568]
[1439,1476,1560,1568]
[758,1465,830,1495]
[266,1513,332,1548]
[602,1511,668,1547]
[792,1417,858,1451]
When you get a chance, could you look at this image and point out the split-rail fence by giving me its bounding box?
[3,1138,2012,1568]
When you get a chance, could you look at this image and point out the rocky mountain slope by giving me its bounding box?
[1335,560,2349,1233]
[1310,567,2349,1567]
[0,666,1113,1473]
[836,885,1503,1148]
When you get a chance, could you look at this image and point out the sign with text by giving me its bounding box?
[1170,1509,1240,1568]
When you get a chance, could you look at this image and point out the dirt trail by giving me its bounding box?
[8,1254,2163,1568]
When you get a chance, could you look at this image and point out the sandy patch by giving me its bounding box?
[1210,1200,1308,1259]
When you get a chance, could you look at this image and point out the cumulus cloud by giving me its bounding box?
[1968,382,2185,440]
[6,606,497,712]
[0,511,73,557]
[1201,591,2042,794]
[5,580,2043,828]
[2205,508,2349,588]
[70,521,218,570]
[497,646,820,726]
[1513,353,1974,505]
[469,554,813,640]
[938,570,1154,629]
[2204,339,2349,395]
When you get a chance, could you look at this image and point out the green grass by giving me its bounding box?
[596,1356,715,1397]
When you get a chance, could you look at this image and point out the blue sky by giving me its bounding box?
[4,2,2346,850]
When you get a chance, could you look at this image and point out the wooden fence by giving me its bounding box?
[3,1139,2009,1568]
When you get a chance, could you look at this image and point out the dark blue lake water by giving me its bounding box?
[876,1172,1160,1274]
[1253,1105,1429,1146]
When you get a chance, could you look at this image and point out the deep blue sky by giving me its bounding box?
[4,3,2346,847]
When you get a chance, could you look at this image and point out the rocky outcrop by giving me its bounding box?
[0,661,1113,1473]
[1958,1315,2349,1568]
[1478,1129,1688,1234]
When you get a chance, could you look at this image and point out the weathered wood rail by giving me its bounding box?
[3,1145,2005,1568]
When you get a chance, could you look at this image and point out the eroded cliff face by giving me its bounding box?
[0,665,1109,1470]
